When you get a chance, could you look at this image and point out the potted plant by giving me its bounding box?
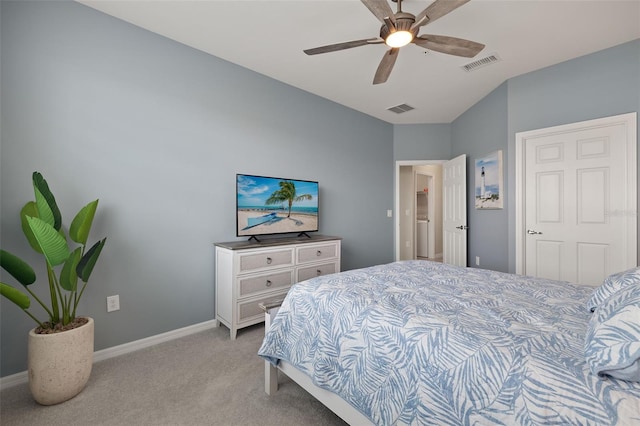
[0,171,106,405]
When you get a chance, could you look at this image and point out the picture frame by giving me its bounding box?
[475,150,503,209]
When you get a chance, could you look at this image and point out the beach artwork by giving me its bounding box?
[475,150,503,209]
[236,175,318,236]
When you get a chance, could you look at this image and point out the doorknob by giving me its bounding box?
[456,225,469,230]
[527,229,543,235]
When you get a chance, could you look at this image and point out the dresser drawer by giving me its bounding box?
[297,243,338,264]
[239,270,294,298]
[297,262,337,282]
[238,292,288,324]
[239,249,294,272]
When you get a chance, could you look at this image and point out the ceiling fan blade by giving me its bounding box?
[413,35,485,58]
[361,0,395,24]
[304,38,382,55]
[412,0,470,30]
[373,48,399,85]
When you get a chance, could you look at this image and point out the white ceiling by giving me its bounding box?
[77,0,640,124]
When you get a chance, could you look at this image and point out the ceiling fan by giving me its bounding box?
[304,0,485,85]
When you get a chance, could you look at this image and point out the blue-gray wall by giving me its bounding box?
[393,40,639,273]
[1,0,638,378]
[452,83,509,271]
[0,1,394,376]
[394,124,452,160]
[505,40,640,272]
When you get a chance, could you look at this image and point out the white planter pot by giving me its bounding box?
[28,317,94,405]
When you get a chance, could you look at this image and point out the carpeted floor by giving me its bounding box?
[0,324,347,426]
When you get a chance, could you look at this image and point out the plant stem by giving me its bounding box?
[47,264,60,324]
[62,293,70,325]
[22,309,46,329]
[22,283,55,320]
[72,281,89,318]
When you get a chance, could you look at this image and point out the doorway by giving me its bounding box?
[395,161,444,261]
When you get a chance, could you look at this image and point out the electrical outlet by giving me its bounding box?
[106,295,120,312]
[405,241,411,248]
[476,256,480,266]
[387,209,392,218]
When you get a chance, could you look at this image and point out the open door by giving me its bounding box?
[443,154,467,266]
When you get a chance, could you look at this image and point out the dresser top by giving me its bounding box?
[214,235,341,251]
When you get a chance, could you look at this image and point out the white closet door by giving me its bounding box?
[521,114,637,285]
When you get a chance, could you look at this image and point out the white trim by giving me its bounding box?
[0,371,28,390]
[515,112,637,275]
[515,131,525,274]
[0,320,218,390]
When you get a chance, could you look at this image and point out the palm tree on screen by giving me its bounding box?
[265,181,312,218]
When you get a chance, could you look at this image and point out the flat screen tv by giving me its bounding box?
[236,174,319,240]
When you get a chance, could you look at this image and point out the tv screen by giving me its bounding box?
[236,174,319,238]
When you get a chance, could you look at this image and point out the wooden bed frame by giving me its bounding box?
[262,305,373,425]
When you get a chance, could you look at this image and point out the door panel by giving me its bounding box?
[535,240,562,280]
[537,172,563,223]
[443,154,467,266]
[577,243,608,284]
[577,168,607,223]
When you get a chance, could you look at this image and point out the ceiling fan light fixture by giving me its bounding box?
[303,0,481,85]
[385,30,413,48]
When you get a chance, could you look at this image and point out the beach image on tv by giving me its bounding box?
[237,175,318,236]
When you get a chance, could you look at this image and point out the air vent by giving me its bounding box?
[462,53,501,72]
[387,103,415,114]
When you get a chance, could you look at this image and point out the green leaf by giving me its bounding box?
[26,216,70,266]
[20,202,43,254]
[77,238,106,282]
[0,283,31,309]
[69,200,98,245]
[32,172,61,230]
[0,249,36,285]
[60,248,81,292]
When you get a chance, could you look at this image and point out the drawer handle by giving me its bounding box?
[266,280,272,287]
[316,269,322,276]
[266,257,272,264]
[316,250,322,256]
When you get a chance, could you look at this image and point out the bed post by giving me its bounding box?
[259,300,282,395]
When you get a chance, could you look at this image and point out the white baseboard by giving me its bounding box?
[0,320,218,391]
[0,371,28,390]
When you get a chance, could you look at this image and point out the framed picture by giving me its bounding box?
[475,150,503,209]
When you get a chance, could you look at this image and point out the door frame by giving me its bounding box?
[514,112,637,275]
[394,160,445,261]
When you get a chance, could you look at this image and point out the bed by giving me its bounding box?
[258,260,640,425]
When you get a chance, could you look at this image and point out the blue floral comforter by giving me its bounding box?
[258,260,640,425]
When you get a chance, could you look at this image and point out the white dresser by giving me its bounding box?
[214,235,341,339]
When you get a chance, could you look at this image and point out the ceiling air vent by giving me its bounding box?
[462,53,501,72]
[387,103,415,114]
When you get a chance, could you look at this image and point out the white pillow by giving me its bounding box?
[586,266,640,312]
[584,282,640,382]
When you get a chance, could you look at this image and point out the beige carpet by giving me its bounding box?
[0,324,348,426]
